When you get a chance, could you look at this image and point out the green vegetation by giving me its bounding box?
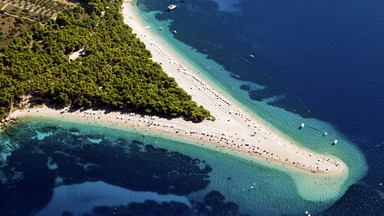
[0,0,211,122]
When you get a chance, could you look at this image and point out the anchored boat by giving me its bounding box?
[168,4,177,11]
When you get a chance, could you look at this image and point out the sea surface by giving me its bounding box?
[1,0,384,215]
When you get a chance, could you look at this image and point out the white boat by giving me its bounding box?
[332,139,338,145]
[168,4,177,11]
[300,123,305,129]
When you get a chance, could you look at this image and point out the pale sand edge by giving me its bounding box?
[1,1,347,179]
[8,106,346,178]
[6,106,350,202]
[120,1,347,176]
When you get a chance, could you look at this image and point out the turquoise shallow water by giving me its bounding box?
[0,117,355,215]
[0,0,377,214]
[133,0,367,200]
[131,0,384,214]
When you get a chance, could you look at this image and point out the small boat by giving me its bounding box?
[168,4,177,11]
[332,139,338,145]
[158,26,164,30]
[172,30,177,34]
[250,54,255,58]
[299,123,305,129]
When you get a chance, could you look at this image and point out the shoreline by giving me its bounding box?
[9,106,345,177]
[120,1,347,175]
[0,0,348,187]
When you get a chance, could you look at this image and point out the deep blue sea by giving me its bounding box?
[1,0,384,215]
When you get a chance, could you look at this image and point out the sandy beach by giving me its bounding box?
[3,0,347,179]
[119,1,347,175]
